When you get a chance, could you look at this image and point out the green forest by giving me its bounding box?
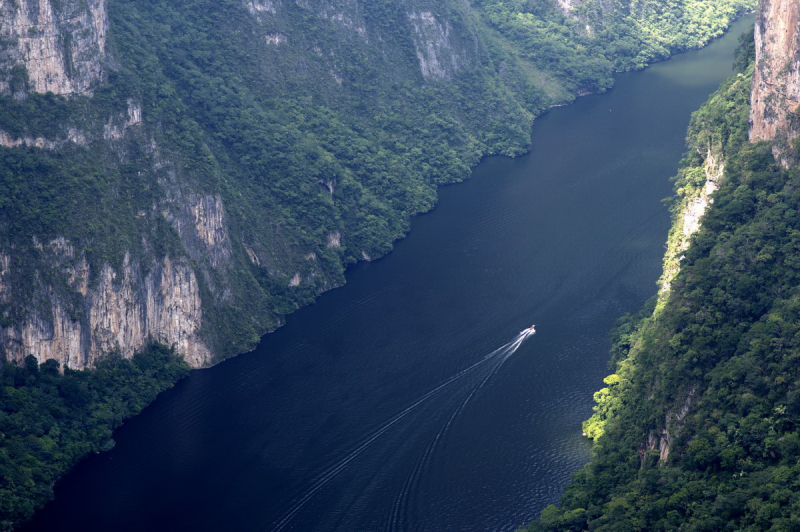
[529,30,800,531]
[0,345,189,530]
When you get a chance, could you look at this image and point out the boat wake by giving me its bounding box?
[269,328,535,532]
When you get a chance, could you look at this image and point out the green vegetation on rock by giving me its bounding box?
[529,28,800,531]
[478,0,755,78]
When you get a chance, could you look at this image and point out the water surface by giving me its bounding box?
[26,17,753,532]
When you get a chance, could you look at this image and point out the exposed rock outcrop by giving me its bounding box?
[315,0,368,39]
[660,145,725,293]
[0,246,213,369]
[641,387,695,465]
[265,33,287,45]
[0,131,57,149]
[0,127,88,149]
[104,99,143,140]
[327,231,341,248]
[555,0,576,14]
[163,193,232,270]
[247,0,278,16]
[0,186,233,370]
[680,147,724,243]
[407,11,465,80]
[749,0,800,160]
[0,0,107,96]
[189,195,231,268]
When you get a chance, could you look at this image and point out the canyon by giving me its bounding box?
[0,0,753,370]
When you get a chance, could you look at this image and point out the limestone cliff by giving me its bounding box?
[659,144,725,294]
[0,249,212,368]
[407,10,469,80]
[581,64,756,465]
[749,0,800,160]
[0,172,233,369]
[0,0,107,96]
[0,84,239,369]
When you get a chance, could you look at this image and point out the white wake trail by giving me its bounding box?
[271,331,533,532]
[386,331,533,532]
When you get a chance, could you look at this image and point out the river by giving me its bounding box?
[25,16,753,532]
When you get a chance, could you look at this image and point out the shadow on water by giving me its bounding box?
[25,15,754,532]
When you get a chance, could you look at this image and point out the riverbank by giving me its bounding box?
[526,14,800,528]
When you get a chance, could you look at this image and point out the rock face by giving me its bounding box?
[660,146,725,293]
[679,148,723,241]
[0,178,233,369]
[0,246,213,369]
[0,98,231,370]
[407,11,466,80]
[555,0,576,14]
[0,0,107,95]
[749,0,800,157]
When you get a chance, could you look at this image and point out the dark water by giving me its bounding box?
[26,17,753,532]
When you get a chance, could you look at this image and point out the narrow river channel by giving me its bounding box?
[25,16,754,532]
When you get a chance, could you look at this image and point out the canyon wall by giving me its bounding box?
[528,5,800,529]
[0,0,757,372]
[0,0,107,95]
[0,249,212,368]
[749,0,800,158]
[0,0,487,370]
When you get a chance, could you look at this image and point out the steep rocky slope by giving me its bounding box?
[530,0,800,529]
[0,0,506,369]
[0,0,107,96]
[0,0,754,373]
[749,0,800,162]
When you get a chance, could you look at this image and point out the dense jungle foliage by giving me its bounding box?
[0,344,189,530]
[529,31,800,532]
[478,0,755,80]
